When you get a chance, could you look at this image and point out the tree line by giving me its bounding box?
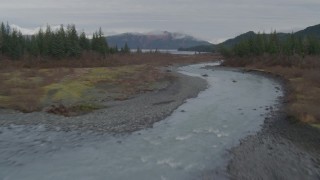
[219,31,320,57]
[0,22,130,60]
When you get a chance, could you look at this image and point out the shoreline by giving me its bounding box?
[202,65,320,179]
[226,68,320,180]
[0,69,208,134]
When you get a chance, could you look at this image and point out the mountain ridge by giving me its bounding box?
[106,31,211,49]
[180,23,320,52]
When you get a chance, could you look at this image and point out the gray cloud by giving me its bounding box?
[0,0,319,43]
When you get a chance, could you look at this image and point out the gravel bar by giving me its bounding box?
[0,71,207,134]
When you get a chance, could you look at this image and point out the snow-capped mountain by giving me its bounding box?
[106,31,211,49]
[9,24,61,35]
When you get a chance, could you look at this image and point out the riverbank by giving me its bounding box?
[223,56,320,126]
[0,70,207,133]
[1,62,284,180]
[226,68,320,180]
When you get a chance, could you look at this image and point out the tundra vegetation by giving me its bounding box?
[220,31,320,127]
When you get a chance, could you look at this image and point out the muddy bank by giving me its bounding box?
[226,69,320,180]
[0,72,207,133]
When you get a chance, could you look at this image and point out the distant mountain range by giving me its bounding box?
[10,24,212,50]
[10,23,320,52]
[9,24,60,35]
[106,31,211,49]
[180,23,320,52]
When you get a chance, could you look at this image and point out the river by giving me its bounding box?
[0,63,282,180]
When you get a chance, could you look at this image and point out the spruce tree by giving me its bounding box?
[51,25,66,58]
[0,23,9,55]
[28,35,40,57]
[97,27,108,56]
[8,29,23,59]
[0,23,3,55]
[79,31,90,50]
[65,24,81,57]
[37,28,45,55]
[136,47,142,53]
[123,42,130,53]
[43,25,53,56]
[91,28,109,57]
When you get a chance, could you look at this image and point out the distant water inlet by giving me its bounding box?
[0,63,283,180]
[130,49,206,55]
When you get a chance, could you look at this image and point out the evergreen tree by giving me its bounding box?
[37,28,45,55]
[222,30,320,58]
[0,23,4,55]
[7,29,23,59]
[233,40,250,57]
[115,45,119,53]
[43,25,53,56]
[267,31,280,54]
[253,32,265,55]
[28,35,40,57]
[51,25,66,58]
[79,31,90,50]
[295,36,305,56]
[91,28,109,56]
[136,47,142,54]
[218,45,232,57]
[123,43,130,53]
[0,23,9,55]
[306,35,320,55]
[97,27,108,56]
[65,24,81,57]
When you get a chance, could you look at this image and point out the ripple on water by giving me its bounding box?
[175,134,192,141]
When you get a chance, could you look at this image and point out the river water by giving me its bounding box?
[0,63,282,180]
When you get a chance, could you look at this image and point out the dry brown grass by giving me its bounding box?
[0,53,218,69]
[224,55,320,125]
[0,53,218,114]
[0,68,74,112]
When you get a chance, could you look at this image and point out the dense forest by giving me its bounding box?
[0,22,130,60]
[219,31,320,58]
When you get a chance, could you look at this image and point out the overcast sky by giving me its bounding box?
[0,0,319,43]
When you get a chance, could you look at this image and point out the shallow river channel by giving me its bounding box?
[0,63,283,180]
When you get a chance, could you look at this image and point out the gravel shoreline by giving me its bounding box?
[0,70,207,134]
[227,69,320,180]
